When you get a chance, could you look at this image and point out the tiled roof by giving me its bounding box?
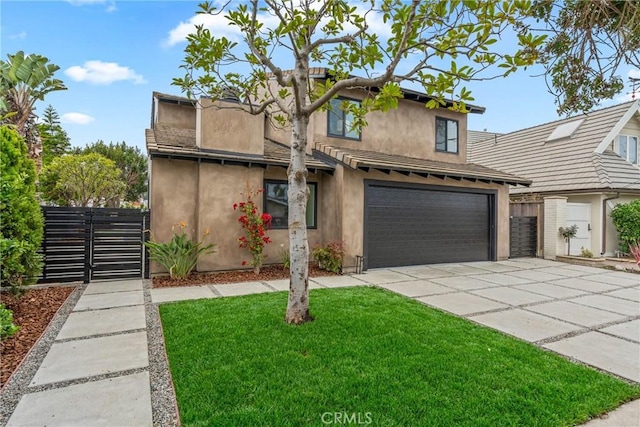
[146,128,333,172]
[468,101,640,193]
[314,143,530,186]
[468,130,502,145]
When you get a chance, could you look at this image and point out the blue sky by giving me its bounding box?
[2,1,638,152]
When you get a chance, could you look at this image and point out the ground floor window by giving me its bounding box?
[264,180,317,228]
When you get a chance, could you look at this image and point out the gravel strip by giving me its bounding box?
[0,284,85,426]
[144,279,180,427]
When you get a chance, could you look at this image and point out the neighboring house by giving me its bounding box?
[146,69,529,273]
[469,100,640,257]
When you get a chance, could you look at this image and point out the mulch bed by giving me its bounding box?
[1,286,75,387]
[153,264,337,288]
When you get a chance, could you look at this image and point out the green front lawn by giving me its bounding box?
[160,287,640,426]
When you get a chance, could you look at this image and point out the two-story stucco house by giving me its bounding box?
[145,69,529,273]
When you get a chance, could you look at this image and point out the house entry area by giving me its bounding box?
[364,182,497,268]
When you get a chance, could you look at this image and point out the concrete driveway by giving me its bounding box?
[366,258,639,384]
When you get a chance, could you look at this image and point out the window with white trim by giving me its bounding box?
[615,135,639,164]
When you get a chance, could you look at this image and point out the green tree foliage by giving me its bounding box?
[38,105,70,167]
[0,126,43,293]
[39,153,126,207]
[75,141,147,205]
[0,304,19,340]
[534,0,640,114]
[0,51,67,168]
[173,0,548,324]
[610,200,640,253]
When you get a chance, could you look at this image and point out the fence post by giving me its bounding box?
[83,209,92,283]
[143,211,150,279]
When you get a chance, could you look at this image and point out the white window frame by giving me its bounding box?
[615,134,639,164]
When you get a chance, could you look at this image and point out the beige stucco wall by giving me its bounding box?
[149,158,198,273]
[312,88,469,163]
[150,157,340,273]
[260,80,469,161]
[156,101,196,129]
[199,98,265,155]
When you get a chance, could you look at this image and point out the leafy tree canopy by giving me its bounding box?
[534,0,640,114]
[73,140,148,205]
[39,153,127,208]
[38,105,71,167]
[0,51,67,168]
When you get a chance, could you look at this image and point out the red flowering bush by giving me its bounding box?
[234,188,272,274]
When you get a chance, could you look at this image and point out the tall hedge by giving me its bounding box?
[0,126,43,292]
[610,199,640,253]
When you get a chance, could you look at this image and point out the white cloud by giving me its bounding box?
[65,60,146,85]
[616,69,640,102]
[164,13,242,47]
[61,112,95,125]
[9,31,27,40]
[67,0,116,13]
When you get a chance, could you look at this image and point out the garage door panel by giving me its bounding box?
[365,184,493,268]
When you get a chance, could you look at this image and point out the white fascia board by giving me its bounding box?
[594,100,640,153]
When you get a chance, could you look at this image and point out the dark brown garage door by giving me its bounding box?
[364,182,496,269]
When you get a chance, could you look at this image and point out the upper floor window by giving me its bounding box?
[435,117,458,153]
[263,180,317,229]
[615,135,639,165]
[328,98,361,140]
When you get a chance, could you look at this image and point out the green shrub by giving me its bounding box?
[610,200,640,253]
[312,241,345,274]
[145,222,216,279]
[559,225,578,256]
[278,244,290,270]
[0,303,19,340]
[579,247,593,258]
[0,126,43,294]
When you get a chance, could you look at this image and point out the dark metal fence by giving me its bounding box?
[39,207,150,283]
[509,216,538,258]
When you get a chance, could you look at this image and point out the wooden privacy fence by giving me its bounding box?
[39,207,150,283]
[509,201,543,258]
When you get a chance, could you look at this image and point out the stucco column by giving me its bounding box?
[543,196,568,260]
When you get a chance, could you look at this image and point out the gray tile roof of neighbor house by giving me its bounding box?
[468,101,640,194]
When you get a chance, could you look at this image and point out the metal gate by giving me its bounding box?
[509,216,537,258]
[39,207,150,283]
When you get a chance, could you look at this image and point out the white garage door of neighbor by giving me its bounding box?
[566,203,591,256]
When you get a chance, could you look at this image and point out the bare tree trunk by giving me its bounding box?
[285,112,312,324]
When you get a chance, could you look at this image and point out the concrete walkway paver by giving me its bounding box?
[151,285,216,303]
[583,399,640,427]
[57,305,146,339]
[544,332,640,382]
[8,372,152,427]
[74,290,144,310]
[472,309,582,342]
[6,258,638,426]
